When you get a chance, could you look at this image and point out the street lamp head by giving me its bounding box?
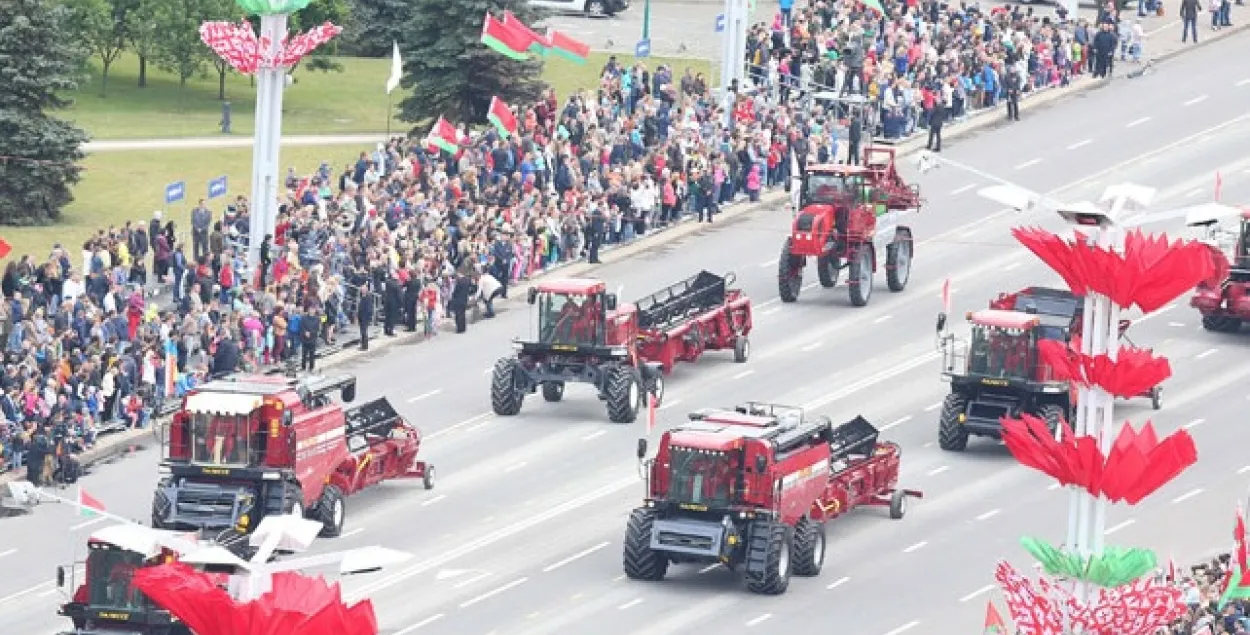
[1056,201,1115,228]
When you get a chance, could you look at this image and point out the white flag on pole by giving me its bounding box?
[385,41,402,94]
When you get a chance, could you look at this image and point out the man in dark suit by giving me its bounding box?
[357,281,374,350]
[383,276,401,337]
[448,272,475,334]
[299,306,320,372]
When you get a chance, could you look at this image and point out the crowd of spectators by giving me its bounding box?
[1168,553,1250,634]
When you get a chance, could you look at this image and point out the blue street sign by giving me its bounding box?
[164,181,186,205]
[715,13,726,32]
[208,176,228,199]
[635,38,651,58]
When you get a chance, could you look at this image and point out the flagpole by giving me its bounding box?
[386,93,392,138]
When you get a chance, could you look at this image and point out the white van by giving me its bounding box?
[531,0,629,17]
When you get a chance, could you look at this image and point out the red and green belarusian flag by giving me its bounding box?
[78,486,106,518]
[547,29,589,64]
[1220,504,1250,607]
[480,12,533,61]
[984,600,1008,634]
[502,11,551,53]
[425,116,460,154]
[860,0,886,14]
[487,97,518,139]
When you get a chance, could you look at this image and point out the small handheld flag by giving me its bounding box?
[983,600,1008,634]
[941,278,951,317]
[1216,170,1224,202]
[78,486,106,518]
[385,40,403,94]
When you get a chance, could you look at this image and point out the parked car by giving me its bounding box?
[531,0,629,17]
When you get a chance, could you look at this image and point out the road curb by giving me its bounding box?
[0,429,151,488]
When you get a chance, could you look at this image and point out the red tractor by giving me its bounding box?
[1190,209,1250,333]
[777,146,922,307]
[491,270,752,423]
[152,373,434,549]
[622,403,921,594]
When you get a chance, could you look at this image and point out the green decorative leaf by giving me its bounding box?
[1019,536,1158,587]
[234,0,311,16]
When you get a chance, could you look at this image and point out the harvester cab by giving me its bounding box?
[1189,208,1250,333]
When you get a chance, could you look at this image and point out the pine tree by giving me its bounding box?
[397,0,547,131]
[345,0,412,58]
[0,0,90,226]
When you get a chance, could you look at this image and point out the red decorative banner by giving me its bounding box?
[132,562,378,635]
[1002,415,1197,504]
[1037,339,1171,399]
[1011,227,1219,313]
[995,561,1186,635]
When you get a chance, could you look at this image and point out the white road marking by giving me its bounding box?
[619,598,644,609]
[827,576,851,589]
[960,230,980,239]
[1133,303,1178,324]
[483,367,493,375]
[699,564,720,574]
[923,442,934,448]
[1184,94,1209,106]
[1238,78,1250,87]
[1240,465,1250,475]
[1003,262,1020,271]
[466,418,493,433]
[612,574,626,582]
[543,541,610,572]
[746,614,772,627]
[950,184,976,195]
[581,430,607,441]
[733,369,756,379]
[1184,419,1205,430]
[1014,158,1041,170]
[460,578,529,608]
[927,465,949,476]
[36,588,57,597]
[1167,321,1186,327]
[802,282,818,291]
[903,541,928,553]
[395,614,444,634]
[407,389,443,403]
[762,307,781,316]
[803,352,940,411]
[976,509,1001,521]
[759,258,778,268]
[453,571,493,588]
[873,315,893,324]
[881,415,912,431]
[1172,488,1204,504]
[884,620,921,635]
[1048,483,1062,491]
[0,582,54,605]
[959,584,996,602]
[1186,188,1204,198]
[1197,348,1218,359]
[658,398,684,411]
[340,527,365,539]
[421,494,447,507]
[505,462,528,473]
[801,341,823,352]
[69,517,107,531]
[0,549,15,559]
[923,401,943,412]
[1067,139,1092,150]
[427,413,492,440]
[1126,116,1152,128]
[1105,519,1136,535]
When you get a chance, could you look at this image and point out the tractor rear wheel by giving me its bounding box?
[886,229,913,292]
[733,336,750,363]
[623,508,668,581]
[314,485,346,537]
[817,252,841,288]
[777,238,803,303]
[937,394,969,452]
[605,366,642,423]
[791,519,826,577]
[490,357,525,416]
[1036,404,1064,438]
[1202,315,1242,332]
[745,521,792,595]
[848,246,874,307]
[542,381,565,402]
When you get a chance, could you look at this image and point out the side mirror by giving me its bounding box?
[56,566,65,588]
[605,293,618,311]
[636,438,648,460]
[340,382,357,403]
[527,288,538,305]
[936,313,947,333]
[282,410,294,427]
[755,455,767,473]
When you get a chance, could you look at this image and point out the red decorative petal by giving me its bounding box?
[995,561,1066,635]
[996,561,1187,635]
[274,22,344,68]
[199,21,266,75]
[1039,340,1171,399]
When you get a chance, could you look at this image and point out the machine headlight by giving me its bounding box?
[1042,384,1065,393]
[261,472,281,481]
[512,341,524,351]
[610,347,628,356]
[157,464,171,475]
[237,514,250,529]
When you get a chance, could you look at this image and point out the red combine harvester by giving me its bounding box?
[623,403,921,594]
[1189,208,1250,333]
[152,373,434,549]
[777,146,922,307]
[491,271,752,423]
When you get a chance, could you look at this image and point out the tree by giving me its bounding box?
[398,0,547,130]
[65,0,134,96]
[0,0,90,226]
[346,0,414,58]
[145,0,235,89]
[129,0,159,87]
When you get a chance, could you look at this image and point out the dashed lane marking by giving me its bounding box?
[421,494,447,507]
[746,614,772,627]
[923,401,943,412]
[1003,262,1020,271]
[873,315,893,324]
[927,465,949,476]
[0,549,15,559]
[950,184,976,195]
[504,462,528,473]
[699,564,720,574]
[407,389,443,403]
[959,584,996,603]
[1184,419,1205,430]
[69,517,106,531]
[759,258,778,268]
[1048,483,1062,491]
[1197,348,1218,359]
[1184,94,1209,106]
[883,620,922,635]
[453,572,493,589]
[733,369,756,380]
[340,527,365,539]
[976,509,1001,521]
[394,614,444,634]
[460,578,529,609]
[1172,488,1204,504]
[543,542,610,573]
[827,576,851,590]
[1239,465,1250,474]
[762,307,781,316]
[801,342,823,352]
[1105,519,1135,535]
[427,413,492,440]
[0,582,54,605]
[1167,322,1186,327]
[903,541,928,553]
[1237,78,1250,87]
[619,598,644,610]
[1014,158,1041,170]
[881,415,912,432]
[1126,116,1152,128]
[581,430,607,441]
[1186,188,1204,198]
[1067,139,1092,150]
[658,398,684,411]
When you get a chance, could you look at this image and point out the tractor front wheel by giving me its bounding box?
[1036,404,1064,438]
[886,229,913,292]
[745,521,792,595]
[791,519,826,577]
[314,485,346,537]
[848,246,874,307]
[605,366,642,423]
[1202,315,1243,332]
[542,381,565,402]
[623,508,668,581]
[889,491,908,519]
[777,238,803,303]
[491,357,525,416]
[937,394,969,452]
[817,252,841,288]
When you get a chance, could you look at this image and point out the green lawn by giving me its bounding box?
[67,53,712,140]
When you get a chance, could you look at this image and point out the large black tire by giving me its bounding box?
[1202,315,1242,332]
[817,253,841,288]
[1150,385,1163,410]
[791,519,826,577]
[541,381,565,402]
[889,491,907,519]
[745,520,792,595]
[886,229,913,292]
[1036,403,1064,438]
[847,246,874,307]
[151,483,172,528]
[778,238,803,303]
[733,336,750,363]
[491,357,524,416]
[605,366,642,423]
[622,508,668,581]
[937,394,969,452]
[265,482,305,518]
[314,485,346,537]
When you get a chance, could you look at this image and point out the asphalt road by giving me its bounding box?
[3,31,1250,635]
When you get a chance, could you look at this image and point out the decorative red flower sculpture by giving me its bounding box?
[1001,415,1197,503]
[995,561,1186,635]
[272,22,344,68]
[1012,227,1219,313]
[200,20,342,74]
[1037,340,1172,399]
[131,562,378,635]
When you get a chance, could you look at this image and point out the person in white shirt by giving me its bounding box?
[61,272,85,302]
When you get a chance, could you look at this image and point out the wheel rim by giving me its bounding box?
[812,530,825,566]
[895,241,912,285]
[333,498,344,528]
[629,380,640,409]
[898,497,907,516]
[859,251,872,297]
[742,340,750,359]
[778,538,790,578]
[653,375,665,403]
[427,467,436,485]
[589,1,604,14]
